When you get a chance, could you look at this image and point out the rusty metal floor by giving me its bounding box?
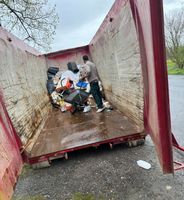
[29,109,143,157]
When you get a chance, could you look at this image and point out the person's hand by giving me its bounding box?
[55,87,62,93]
[55,86,67,93]
[79,77,85,81]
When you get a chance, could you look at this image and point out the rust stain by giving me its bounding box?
[29,108,142,157]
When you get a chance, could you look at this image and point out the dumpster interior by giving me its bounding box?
[28,106,143,158]
[0,1,176,199]
[0,0,145,162]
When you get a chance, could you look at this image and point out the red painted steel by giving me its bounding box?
[90,0,127,45]
[130,0,173,173]
[0,27,40,56]
[25,133,145,164]
[0,92,23,200]
[0,0,175,185]
[45,45,90,70]
[28,0,173,174]
[45,45,89,58]
[172,134,184,152]
[174,162,184,171]
[172,134,184,171]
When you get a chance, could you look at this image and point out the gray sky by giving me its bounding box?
[49,0,183,52]
[164,0,183,11]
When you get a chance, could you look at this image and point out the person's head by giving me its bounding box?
[83,55,89,63]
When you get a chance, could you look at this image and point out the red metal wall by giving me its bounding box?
[45,45,90,70]
[0,7,173,200]
[0,27,50,145]
[0,92,23,200]
[0,27,49,199]
[130,0,173,173]
[45,0,173,173]
[89,0,173,173]
[0,27,40,56]
[89,0,144,127]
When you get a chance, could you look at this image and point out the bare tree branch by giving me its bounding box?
[0,0,59,52]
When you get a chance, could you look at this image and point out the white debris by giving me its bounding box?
[137,160,151,169]
[166,185,172,190]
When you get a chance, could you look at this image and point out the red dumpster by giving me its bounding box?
[0,0,174,199]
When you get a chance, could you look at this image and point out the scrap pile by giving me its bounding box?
[46,62,90,113]
[46,61,112,114]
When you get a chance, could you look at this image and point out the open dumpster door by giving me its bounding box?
[130,0,173,173]
[0,93,23,200]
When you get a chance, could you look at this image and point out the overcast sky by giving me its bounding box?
[49,0,183,52]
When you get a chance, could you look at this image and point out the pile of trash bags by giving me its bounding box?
[46,67,59,95]
[46,62,90,112]
[46,61,112,114]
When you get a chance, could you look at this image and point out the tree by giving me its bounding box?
[0,0,59,52]
[165,8,184,69]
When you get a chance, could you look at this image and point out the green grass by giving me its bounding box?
[20,164,33,178]
[72,193,105,200]
[13,195,45,200]
[167,60,184,75]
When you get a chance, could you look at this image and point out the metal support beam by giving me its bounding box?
[172,134,184,171]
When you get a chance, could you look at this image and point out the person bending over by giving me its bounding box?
[80,55,105,113]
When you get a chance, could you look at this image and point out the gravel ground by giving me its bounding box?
[13,75,184,200]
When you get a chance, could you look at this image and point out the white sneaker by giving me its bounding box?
[83,105,91,113]
[96,107,105,113]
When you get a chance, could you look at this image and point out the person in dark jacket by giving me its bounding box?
[80,55,105,113]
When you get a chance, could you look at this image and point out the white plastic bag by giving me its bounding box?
[137,160,151,169]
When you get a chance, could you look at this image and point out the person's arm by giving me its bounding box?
[79,64,91,80]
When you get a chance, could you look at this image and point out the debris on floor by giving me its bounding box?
[166,185,172,191]
[137,160,151,170]
[46,65,114,115]
[47,64,89,114]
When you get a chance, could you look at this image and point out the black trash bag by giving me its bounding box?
[47,67,59,75]
[67,62,79,74]
[64,90,89,106]
[47,72,55,80]
[46,79,56,94]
